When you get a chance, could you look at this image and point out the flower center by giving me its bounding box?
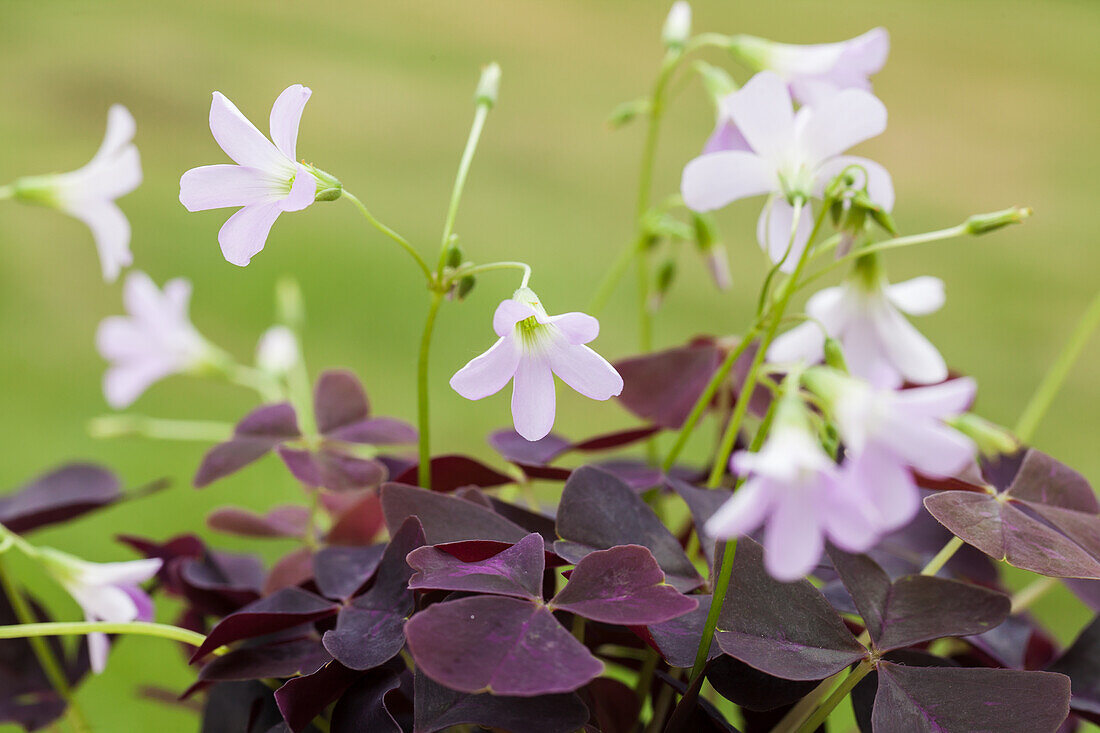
[516,316,552,351]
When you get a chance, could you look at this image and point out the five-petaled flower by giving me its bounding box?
[450,288,624,441]
[96,271,213,408]
[11,105,142,282]
[705,394,877,581]
[180,84,338,267]
[40,549,162,673]
[732,28,889,107]
[682,71,891,271]
[768,263,947,388]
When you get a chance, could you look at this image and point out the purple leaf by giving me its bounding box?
[872,662,1071,732]
[1002,449,1098,511]
[264,548,316,595]
[405,595,603,695]
[407,533,545,600]
[313,545,385,601]
[322,517,424,670]
[572,426,662,452]
[489,430,571,467]
[192,588,340,661]
[324,492,386,546]
[275,660,366,733]
[1048,616,1100,717]
[706,655,818,712]
[393,455,513,493]
[278,448,387,493]
[967,614,1038,669]
[330,668,407,733]
[644,595,720,668]
[313,370,371,435]
[1066,579,1100,612]
[329,417,416,446]
[550,545,697,624]
[715,539,866,681]
[179,551,264,616]
[201,680,285,733]
[196,639,330,686]
[0,463,120,533]
[555,467,703,593]
[667,477,733,565]
[578,677,641,733]
[655,669,741,732]
[207,505,310,539]
[828,547,1010,651]
[486,497,558,542]
[195,404,300,488]
[593,459,664,492]
[380,483,528,544]
[412,670,588,733]
[615,341,724,428]
[850,650,955,733]
[924,491,1100,579]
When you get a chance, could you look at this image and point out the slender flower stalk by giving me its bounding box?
[0,620,211,650]
[795,660,874,733]
[343,190,433,281]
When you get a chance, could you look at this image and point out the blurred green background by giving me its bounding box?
[1,0,1098,730]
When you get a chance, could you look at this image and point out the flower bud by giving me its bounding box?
[456,275,477,301]
[445,242,465,269]
[476,63,502,108]
[307,165,342,202]
[823,337,849,373]
[276,277,305,330]
[947,414,1019,457]
[662,2,692,50]
[607,98,650,129]
[693,61,737,104]
[256,325,300,376]
[965,207,1032,235]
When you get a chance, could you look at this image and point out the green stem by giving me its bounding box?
[770,670,847,733]
[417,292,445,488]
[456,260,531,287]
[795,660,873,733]
[0,558,91,733]
[225,364,283,402]
[437,102,492,273]
[634,647,659,702]
[1014,290,1100,443]
[87,415,233,442]
[343,191,433,281]
[0,620,214,650]
[1010,575,1059,614]
[920,535,964,577]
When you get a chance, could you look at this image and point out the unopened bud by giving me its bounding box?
[823,337,849,373]
[456,275,477,301]
[256,326,300,376]
[947,414,1020,457]
[607,98,650,129]
[965,207,1032,235]
[276,277,305,330]
[693,61,737,104]
[662,1,692,50]
[475,62,502,108]
[445,243,465,269]
[308,165,342,202]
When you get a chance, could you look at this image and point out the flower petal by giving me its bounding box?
[217,202,283,266]
[812,155,894,212]
[704,479,770,539]
[87,629,110,674]
[839,27,890,76]
[68,583,139,624]
[546,343,623,401]
[870,301,947,385]
[767,321,825,365]
[96,316,148,361]
[209,91,288,172]
[547,312,599,345]
[269,84,312,160]
[511,357,556,441]
[878,415,976,478]
[681,151,777,212]
[122,270,165,320]
[885,276,945,316]
[703,118,752,155]
[797,89,887,166]
[161,278,194,319]
[449,337,521,400]
[845,447,921,531]
[763,488,823,581]
[69,201,132,283]
[91,105,136,166]
[279,164,316,212]
[179,165,281,211]
[103,357,178,408]
[894,377,976,419]
[726,71,795,161]
[493,299,537,337]
[841,310,901,388]
[76,558,163,587]
[756,197,813,272]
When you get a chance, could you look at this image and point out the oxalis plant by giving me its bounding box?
[1,4,1099,732]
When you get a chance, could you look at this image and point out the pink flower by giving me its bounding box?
[12,106,141,282]
[681,71,891,271]
[768,272,946,388]
[450,288,623,441]
[835,376,977,531]
[180,84,330,266]
[40,549,161,673]
[96,271,211,408]
[734,28,889,107]
[705,400,878,581]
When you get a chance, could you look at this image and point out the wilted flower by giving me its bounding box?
[10,105,141,282]
[731,28,889,106]
[180,84,339,266]
[808,368,977,531]
[40,549,162,673]
[96,271,212,408]
[681,71,891,271]
[450,288,623,441]
[705,396,877,581]
[769,264,947,388]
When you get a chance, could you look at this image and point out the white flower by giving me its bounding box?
[40,549,162,673]
[662,2,692,49]
[12,106,142,282]
[769,268,946,388]
[96,271,212,408]
[256,325,300,376]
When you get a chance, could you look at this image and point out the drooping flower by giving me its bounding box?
[731,28,889,106]
[179,84,340,267]
[768,261,947,388]
[40,549,162,673]
[450,288,623,441]
[681,71,891,271]
[704,396,878,581]
[807,368,977,532]
[10,105,141,282]
[96,271,213,408]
